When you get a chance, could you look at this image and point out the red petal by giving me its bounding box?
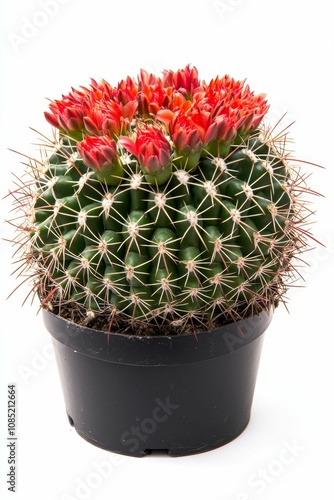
[118,136,137,156]
[44,111,60,128]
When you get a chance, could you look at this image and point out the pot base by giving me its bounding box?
[71,417,251,457]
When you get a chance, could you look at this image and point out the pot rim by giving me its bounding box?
[43,307,273,366]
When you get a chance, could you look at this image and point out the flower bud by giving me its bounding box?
[77,135,123,185]
[119,126,172,184]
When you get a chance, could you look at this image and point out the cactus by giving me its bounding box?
[10,65,315,334]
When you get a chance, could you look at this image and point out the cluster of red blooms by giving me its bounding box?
[45,65,269,178]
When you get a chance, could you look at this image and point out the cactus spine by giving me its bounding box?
[10,66,315,334]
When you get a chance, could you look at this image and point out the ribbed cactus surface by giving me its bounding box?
[11,65,312,334]
[29,134,296,330]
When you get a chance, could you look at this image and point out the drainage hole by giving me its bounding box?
[144,449,169,456]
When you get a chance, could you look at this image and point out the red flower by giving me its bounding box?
[193,75,269,142]
[172,114,203,153]
[137,70,171,117]
[83,99,137,137]
[114,76,138,105]
[44,88,87,137]
[157,108,205,169]
[77,135,123,185]
[157,106,219,166]
[119,126,171,173]
[162,64,200,99]
[85,78,114,101]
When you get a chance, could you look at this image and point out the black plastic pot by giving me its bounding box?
[43,309,272,457]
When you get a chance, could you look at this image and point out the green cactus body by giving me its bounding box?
[27,134,298,332]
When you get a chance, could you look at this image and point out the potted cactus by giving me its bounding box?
[9,65,315,457]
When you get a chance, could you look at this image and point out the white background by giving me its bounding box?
[1,0,334,499]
